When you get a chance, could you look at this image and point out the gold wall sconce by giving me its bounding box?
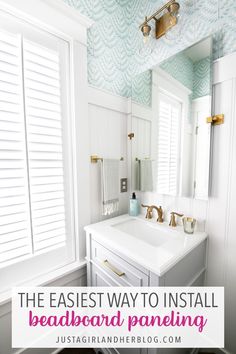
[140,0,180,41]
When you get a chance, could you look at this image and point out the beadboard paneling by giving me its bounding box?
[206,53,236,354]
[88,86,129,223]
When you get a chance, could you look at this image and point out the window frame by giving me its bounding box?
[156,90,182,196]
[0,0,93,303]
[152,68,192,197]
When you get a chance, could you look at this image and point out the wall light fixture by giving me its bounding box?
[140,0,180,41]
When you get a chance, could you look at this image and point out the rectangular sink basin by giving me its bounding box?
[112,218,171,247]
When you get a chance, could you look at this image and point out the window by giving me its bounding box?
[156,92,182,195]
[0,12,76,293]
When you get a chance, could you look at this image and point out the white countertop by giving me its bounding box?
[84,214,207,277]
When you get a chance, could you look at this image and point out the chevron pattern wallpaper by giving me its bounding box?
[160,52,194,91]
[132,70,152,107]
[132,52,211,106]
[193,57,211,99]
[64,0,236,98]
[160,54,211,100]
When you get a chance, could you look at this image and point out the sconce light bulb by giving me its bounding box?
[168,2,180,17]
[143,36,149,44]
[141,17,151,39]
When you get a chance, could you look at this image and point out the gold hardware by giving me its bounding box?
[169,211,184,227]
[206,114,224,126]
[155,12,177,39]
[140,0,180,41]
[141,16,151,37]
[128,133,134,140]
[141,204,164,223]
[142,204,153,219]
[103,260,125,277]
[90,155,124,163]
[91,155,102,163]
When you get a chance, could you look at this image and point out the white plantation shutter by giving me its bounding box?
[157,92,181,195]
[0,31,32,266]
[0,15,75,285]
[23,39,66,253]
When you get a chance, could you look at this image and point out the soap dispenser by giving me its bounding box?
[129,192,139,216]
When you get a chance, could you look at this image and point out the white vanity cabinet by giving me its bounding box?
[85,215,207,354]
[86,232,207,288]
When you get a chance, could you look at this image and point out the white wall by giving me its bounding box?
[88,86,129,223]
[206,53,236,354]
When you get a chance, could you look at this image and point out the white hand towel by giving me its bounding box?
[136,159,153,192]
[101,159,119,216]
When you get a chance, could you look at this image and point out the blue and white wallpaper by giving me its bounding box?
[160,52,194,91]
[132,70,152,107]
[193,57,211,99]
[131,52,211,106]
[64,0,236,98]
[160,54,211,100]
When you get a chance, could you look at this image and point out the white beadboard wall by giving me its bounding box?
[88,86,129,223]
[206,52,236,354]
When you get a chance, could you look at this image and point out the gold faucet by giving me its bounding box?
[141,204,164,223]
[169,211,184,227]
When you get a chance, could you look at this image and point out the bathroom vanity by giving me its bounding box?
[85,214,207,288]
[85,215,207,354]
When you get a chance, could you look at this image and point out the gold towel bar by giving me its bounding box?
[91,155,124,163]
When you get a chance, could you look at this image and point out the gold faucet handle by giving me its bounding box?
[157,206,164,223]
[169,211,184,227]
[141,204,153,219]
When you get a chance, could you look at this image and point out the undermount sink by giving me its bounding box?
[112,218,171,247]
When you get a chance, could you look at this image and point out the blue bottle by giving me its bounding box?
[129,192,139,216]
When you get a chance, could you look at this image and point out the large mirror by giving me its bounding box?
[131,36,212,200]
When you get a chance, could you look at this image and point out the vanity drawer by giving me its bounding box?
[90,240,149,286]
[91,263,121,287]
